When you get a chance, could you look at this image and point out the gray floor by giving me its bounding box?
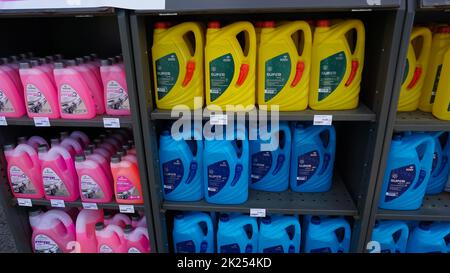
[0,206,17,253]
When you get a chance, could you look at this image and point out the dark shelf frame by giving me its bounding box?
[11,198,146,211]
[3,115,133,128]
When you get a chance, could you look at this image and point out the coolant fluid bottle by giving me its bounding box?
[123,224,151,253]
[111,155,144,204]
[100,59,130,116]
[217,213,258,253]
[0,60,26,117]
[95,222,127,253]
[258,215,301,253]
[76,209,104,253]
[371,220,409,253]
[173,212,214,253]
[75,154,113,203]
[303,215,351,253]
[406,221,450,253]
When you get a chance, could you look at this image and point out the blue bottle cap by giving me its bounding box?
[311,216,321,225]
[161,130,170,136]
[296,123,304,129]
[175,214,184,220]
[393,134,402,141]
[262,216,272,224]
[374,220,380,228]
[419,221,432,231]
[220,214,229,222]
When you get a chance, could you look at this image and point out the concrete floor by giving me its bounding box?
[0,205,17,253]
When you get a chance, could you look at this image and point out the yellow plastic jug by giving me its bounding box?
[309,19,365,110]
[205,21,256,110]
[257,21,312,110]
[419,26,450,112]
[397,27,432,112]
[432,48,450,120]
[152,22,204,110]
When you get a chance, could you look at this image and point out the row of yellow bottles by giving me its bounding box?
[151,20,365,111]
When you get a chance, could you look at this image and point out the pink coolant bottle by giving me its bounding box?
[70,131,90,148]
[19,62,59,118]
[53,61,96,119]
[95,222,127,253]
[27,136,48,151]
[83,55,102,82]
[4,143,44,198]
[60,137,83,157]
[124,225,150,253]
[84,148,113,182]
[131,214,147,228]
[31,209,76,253]
[0,60,25,117]
[100,59,130,116]
[38,145,79,201]
[109,213,131,228]
[75,58,105,115]
[1,57,23,92]
[36,58,56,85]
[76,209,104,253]
[75,154,112,203]
[116,149,138,167]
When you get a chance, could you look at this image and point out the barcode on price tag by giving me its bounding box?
[313,115,333,126]
[33,117,50,127]
[210,114,228,125]
[0,116,7,126]
[250,208,266,217]
[103,118,121,128]
[119,205,135,214]
[50,199,65,208]
[82,202,98,210]
[17,198,32,207]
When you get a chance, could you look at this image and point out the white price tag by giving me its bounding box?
[82,202,98,210]
[210,114,228,125]
[50,199,65,208]
[17,198,32,207]
[313,115,333,126]
[33,117,50,127]
[103,118,121,128]
[119,205,135,214]
[0,116,7,126]
[250,208,266,217]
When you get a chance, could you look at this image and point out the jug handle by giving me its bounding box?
[196,213,213,239]
[409,135,434,191]
[287,21,312,87]
[230,22,256,87]
[181,23,204,88]
[407,28,432,90]
[15,144,37,168]
[338,20,365,87]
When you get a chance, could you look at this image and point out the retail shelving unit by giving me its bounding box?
[0,8,156,252]
[130,0,407,252]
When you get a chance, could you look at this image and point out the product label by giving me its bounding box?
[9,166,36,194]
[0,89,14,113]
[384,164,416,202]
[34,234,61,253]
[402,59,409,85]
[263,245,284,253]
[264,53,291,102]
[209,53,234,102]
[60,84,87,115]
[430,64,442,104]
[318,51,346,101]
[207,160,230,197]
[43,167,69,197]
[156,53,179,100]
[116,175,142,201]
[176,240,196,253]
[106,80,129,110]
[296,150,320,186]
[26,83,52,114]
[162,158,184,195]
[99,244,113,253]
[220,243,241,253]
[128,247,141,253]
[251,151,272,184]
[80,175,104,199]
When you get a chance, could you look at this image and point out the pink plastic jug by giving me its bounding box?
[29,209,44,230]
[33,59,55,85]
[75,58,105,115]
[95,222,127,253]
[88,143,112,161]
[60,137,83,157]
[75,154,112,203]
[38,145,79,201]
[109,213,131,228]
[1,57,23,92]
[131,214,147,228]
[111,155,143,204]
[27,136,48,151]
[84,148,113,182]
[83,55,102,82]
[76,209,104,253]
[70,131,90,148]
[124,225,150,253]
[19,62,59,118]
[4,143,44,198]
[100,59,130,116]
[0,62,26,117]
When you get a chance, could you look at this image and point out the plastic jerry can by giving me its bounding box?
[4,143,44,199]
[27,136,48,151]
[75,155,113,203]
[38,145,79,202]
[152,22,204,110]
[303,215,351,253]
[100,59,130,116]
[0,57,23,93]
[249,121,291,192]
[84,148,113,182]
[131,214,147,228]
[19,62,60,118]
[173,212,214,253]
[432,48,450,120]
[108,213,131,228]
[419,26,450,112]
[124,225,150,253]
[406,221,450,253]
[60,137,83,158]
[290,124,336,192]
[217,213,258,253]
[398,27,432,112]
[70,131,90,148]
[257,21,312,110]
[74,58,105,115]
[111,155,144,204]
[0,62,26,117]
[159,129,203,201]
[204,128,249,204]
[309,19,365,110]
[426,132,450,194]
[76,209,104,253]
[378,134,434,210]
[95,222,127,253]
[205,21,256,110]
[370,220,409,253]
[258,215,301,253]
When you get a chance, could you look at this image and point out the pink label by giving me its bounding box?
[106,80,129,110]
[34,234,62,253]
[60,84,87,115]
[10,166,36,194]
[116,175,142,201]
[43,167,69,197]
[0,89,14,113]
[26,83,52,114]
[81,175,104,199]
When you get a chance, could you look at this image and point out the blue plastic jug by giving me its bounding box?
[172,212,214,253]
[159,129,203,201]
[378,133,434,210]
[204,128,249,204]
[249,121,291,192]
[290,124,336,192]
[303,215,351,253]
[217,213,258,253]
[426,132,450,195]
[406,221,450,253]
[371,220,409,253]
[258,215,300,253]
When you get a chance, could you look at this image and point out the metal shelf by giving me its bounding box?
[377,192,450,221]
[3,115,133,128]
[11,198,145,211]
[394,111,450,131]
[162,176,358,217]
[420,0,450,9]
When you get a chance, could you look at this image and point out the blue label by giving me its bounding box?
[310,247,332,253]
[385,164,416,202]
[162,158,184,195]
[263,245,284,253]
[207,160,230,197]
[251,151,272,184]
[220,243,240,253]
[176,240,195,253]
[296,150,320,186]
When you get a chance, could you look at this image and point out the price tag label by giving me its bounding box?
[119,205,135,214]
[103,118,121,128]
[50,199,65,208]
[33,117,50,127]
[210,114,228,125]
[313,115,333,126]
[17,198,32,207]
[250,208,266,218]
[0,116,7,126]
[82,202,98,210]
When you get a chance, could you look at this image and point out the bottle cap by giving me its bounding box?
[84,148,93,156]
[101,59,112,66]
[29,60,39,67]
[262,21,275,28]
[60,132,69,138]
[262,216,272,224]
[19,62,30,69]
[255,21,264,28]
[317,20,331,27]
[419,221,432,231]
[17,136,27,143]
[111,155,122,163]
[9,56,18,63]
[437,26,450,34]
[83,56,92,62]
[66,59,77,66]
[208,21,221,28]
[393,134,402,141]
[88,144,97,150]
[220,214,230,222]
[131,213,140,221]
[108,57,117,64]
[116,149,127,157]
[123,224,133,234]
[90,53,98,60]
[38,144,48,153]
[50,138,60,145]
[155,22,169,29]
[29,208,43,217]
[161,130,170,136]
[175,214,184,220]
[54,54,63,61]
[3,144,15,150]
[122,144,130,151]
[38,57,47,64]
[104,211,113,219]
[311,216,321,225]
[75,57,85,64]
[54,62,64,69]
[95,222,105,231]
[75,154,86,162]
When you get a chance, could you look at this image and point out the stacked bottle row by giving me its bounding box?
[0,52,130,119]
[30,208,150,253]
[3,130,144,204]
[371,220,450,253]
[172,212,351,253]
[159,122,336,204]
[152,19,365,111]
